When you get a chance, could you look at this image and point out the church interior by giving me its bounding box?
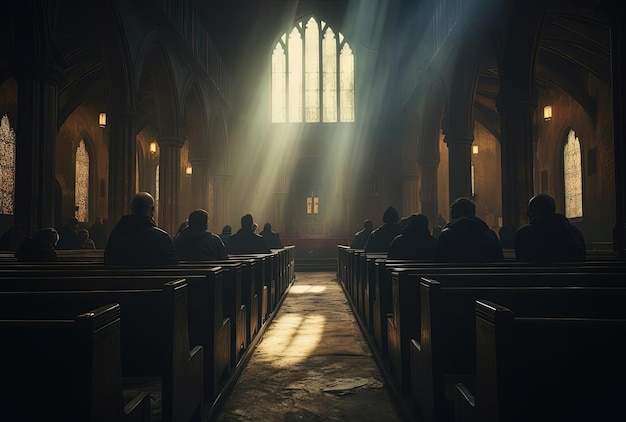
[1,0,624,252]
[2,0,626,421]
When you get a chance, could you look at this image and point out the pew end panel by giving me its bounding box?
[474,300,626,422]
[0,303,150,422]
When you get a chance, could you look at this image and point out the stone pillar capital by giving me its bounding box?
[443,136,474,146]
[189,158,209,166]
[107,107,140,125]
[156,137,185,148]
[496,95,537,113]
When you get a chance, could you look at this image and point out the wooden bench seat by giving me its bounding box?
[456,300,626,422]
[0,279,203,422]
[0,303,150,422]
[0,269,230,405]
[388,267,626,394]
[413,274,626,422]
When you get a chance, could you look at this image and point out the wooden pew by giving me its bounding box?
[230,253,277,316]
[457,300,626,422]
[413,274,626,422]
[0,303,150,422]
[0,249,296,415]
[381,261,626,387]
[0,279,203,422]
[0,269,230,405]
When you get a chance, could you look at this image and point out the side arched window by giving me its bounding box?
[563,129,583,219]
[75,139,90,222]
[0,114,16,215]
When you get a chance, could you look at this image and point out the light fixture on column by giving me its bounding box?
[472,145,479,155]
[543,105,552,121]
[98,112,107,128]
[150,141,157,154]
[185,164,193,175]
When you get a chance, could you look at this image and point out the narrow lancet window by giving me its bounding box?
[0,115,16,215]
[272,42,287,122]
[322,26,337,122]
[75,139,89,222]
[288,26,303,122]
[564,129,583,218]
[305,18,320,122]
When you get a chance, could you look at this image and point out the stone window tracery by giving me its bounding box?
[272,17,354,123]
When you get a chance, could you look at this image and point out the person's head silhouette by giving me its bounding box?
[450,197,476,219]
[131,192,155,217]
[527,194,556,220]
[188,209,209,231]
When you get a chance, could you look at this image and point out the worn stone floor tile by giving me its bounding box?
[216,272,404,422]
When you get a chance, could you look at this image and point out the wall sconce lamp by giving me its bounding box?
[98,113,107,128]
[543,105,552,121]
[149,141,158,155]
[472,145,479,155]
[185,165,193,175]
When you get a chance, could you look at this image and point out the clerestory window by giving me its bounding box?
[271,16,354,123]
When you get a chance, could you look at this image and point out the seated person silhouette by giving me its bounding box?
[88,217,107,249]
[220,225,232,245]
[227,214,271,255]
[364,206,403,253]
[57,217,80,250]
[259,223,284,249]
[434,197,504,262]
[174,209,227,261]
[350,219,373,249]
[388,213,437,260]
[104,192,178,266]
[77,229,96,249]
[515,193,586,263]
[498,224,517,249]
[15,228,59,262]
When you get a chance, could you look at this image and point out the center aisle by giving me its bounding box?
[215,272,404,422]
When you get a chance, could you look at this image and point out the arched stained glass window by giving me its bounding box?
[272,17,354,123]
[155,164,160,222]
[0,114,16,215]
[305,18,320,122]
[564,129,583,218]
[75,139,89,222]
[322,26,337,122]
[272,40,287,122]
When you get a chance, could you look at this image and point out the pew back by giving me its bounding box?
[414,274,626,422]
[0,279,203,422]
[0,303,150,422]
[473,300,626,422]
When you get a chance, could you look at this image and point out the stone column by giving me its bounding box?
[497,98,536,229]
[107,108,138,229]
[403,165,420,217]
[156,137,185,235]
[444,136,474,203]
[190,158,210,212]
[211,171,231,234]
[10,0,61,245]
[608,2,626,255]
[418,159,439,227]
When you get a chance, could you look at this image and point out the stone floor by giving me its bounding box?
[215,272,404,422]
